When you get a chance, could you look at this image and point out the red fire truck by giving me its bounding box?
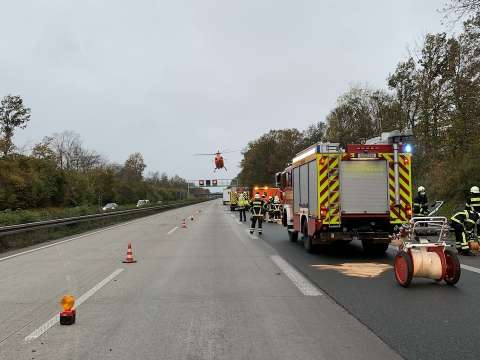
[276,131,413,255]
[250,186,280,200]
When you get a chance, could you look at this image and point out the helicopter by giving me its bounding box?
[194,150,237,172]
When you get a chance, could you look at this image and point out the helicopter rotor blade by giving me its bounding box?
[193,153,217,156]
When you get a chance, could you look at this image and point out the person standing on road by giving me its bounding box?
[250,193,266,235]
[413,186,429,216]
[450,209,480,256]
[466,186,480,213]
[237,193,248,222]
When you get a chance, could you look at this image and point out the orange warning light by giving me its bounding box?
[61,295,75,311]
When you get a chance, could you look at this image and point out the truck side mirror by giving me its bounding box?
[275,173,281,187]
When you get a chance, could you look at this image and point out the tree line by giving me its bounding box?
[0,97,194,211]
[238,1,480,210]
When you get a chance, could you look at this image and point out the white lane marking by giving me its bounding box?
[271,255,322,296]
[461,264,480,274]
[167,226,178,235]
[25,268,124,342]
[0,214,161,262]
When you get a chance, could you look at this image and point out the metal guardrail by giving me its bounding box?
[0,200,203,236]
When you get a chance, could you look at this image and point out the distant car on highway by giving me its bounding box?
[102,203,118,211]
[136,199,150,208]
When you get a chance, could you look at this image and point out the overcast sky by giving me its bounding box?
[1,1,446,182]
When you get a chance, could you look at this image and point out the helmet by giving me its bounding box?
[470,186,480,194]
[255,193,260,199]
[418,186,426,193]
[274,196,279,202]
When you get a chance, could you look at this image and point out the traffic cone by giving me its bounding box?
[182,219,187,228]
[122,243,137,263]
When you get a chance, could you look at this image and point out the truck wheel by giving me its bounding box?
[362,240,389,256]
[394,252,413,287]
[444,249,461,285]
[303,223,315,253]
[288,230,298,242]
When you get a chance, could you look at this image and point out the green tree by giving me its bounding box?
[324,87,402,147]
[237,129,304,186]
[0,95,31,157]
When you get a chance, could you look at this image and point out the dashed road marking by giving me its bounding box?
[25,268,124,342]
[461,264,480,274]
[271,255,322,296]
[167,226,178,235]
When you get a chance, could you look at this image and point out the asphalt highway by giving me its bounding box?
[0,200,399,360]
[257,216,480,360]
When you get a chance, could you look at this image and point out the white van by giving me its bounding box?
[222,189,231,205]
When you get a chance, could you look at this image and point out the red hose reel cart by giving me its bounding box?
[393,217,461,287]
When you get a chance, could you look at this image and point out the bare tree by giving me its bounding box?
[48,131,103,171]
[443,0,480,21]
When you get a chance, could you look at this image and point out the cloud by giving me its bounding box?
[1,0,444,181]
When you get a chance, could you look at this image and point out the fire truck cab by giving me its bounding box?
[277,131,413,255]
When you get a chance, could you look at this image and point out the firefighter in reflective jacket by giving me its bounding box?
[250,193,266,235]
[413,186,429,216]
[451,209,480,255]
[466,186,480,213]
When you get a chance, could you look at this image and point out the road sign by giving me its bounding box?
[190,179,237,187]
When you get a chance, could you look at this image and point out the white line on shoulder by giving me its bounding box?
[271,255,322,296]
[0,216,156,262]
[25,268,124,342]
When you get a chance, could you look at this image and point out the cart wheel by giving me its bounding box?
[444,249,461,285]
[394,252,413,287]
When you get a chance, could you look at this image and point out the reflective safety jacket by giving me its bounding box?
[237,197,249,209]
[413,193,428,215]
[466,195,480,212]
[250,199,266,217]
[451,210,480,233]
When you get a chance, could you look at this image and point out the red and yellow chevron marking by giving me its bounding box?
[318,154,341,225]
[381,153,412,224]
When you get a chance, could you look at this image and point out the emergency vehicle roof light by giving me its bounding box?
[404,144,412,153]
